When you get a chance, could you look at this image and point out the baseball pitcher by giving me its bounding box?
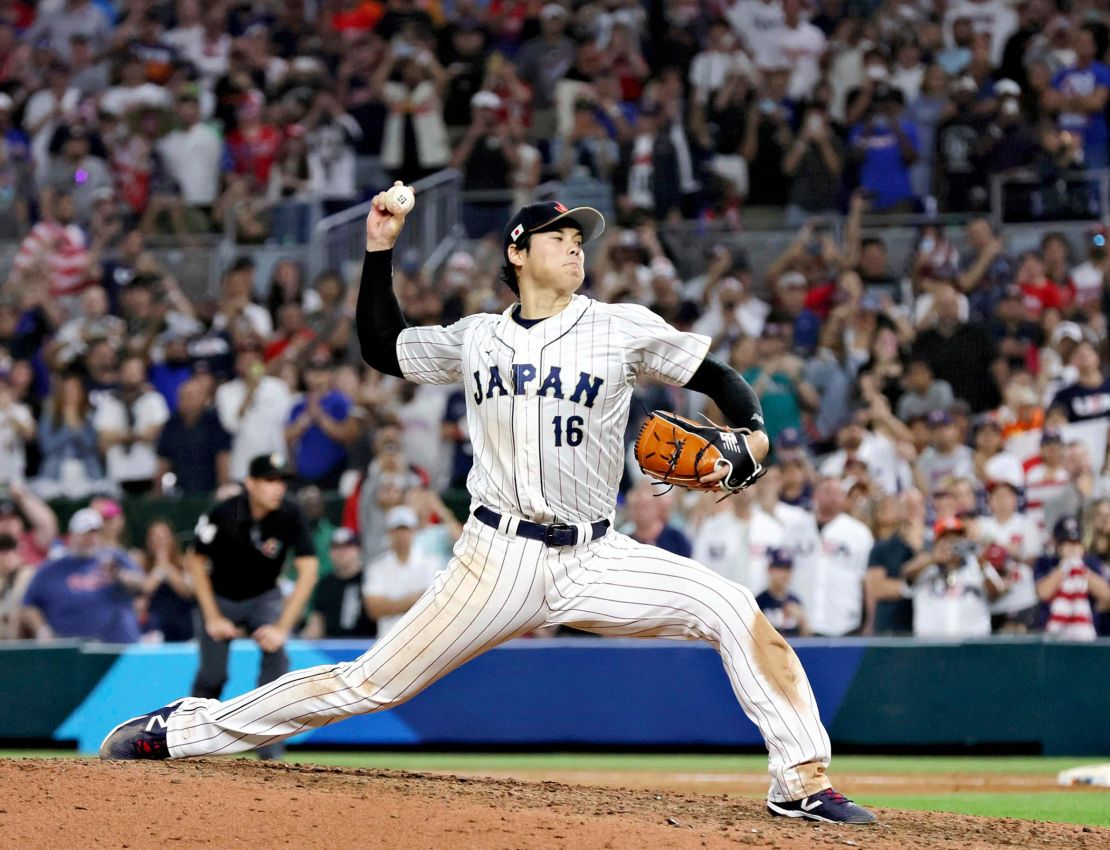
[100,184,875,825]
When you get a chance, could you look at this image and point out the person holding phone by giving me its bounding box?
[783,102,843,225]
[848,85,919,212]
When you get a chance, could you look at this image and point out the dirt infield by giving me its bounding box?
[2,758,1107,850]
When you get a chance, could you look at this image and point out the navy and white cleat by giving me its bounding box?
[98,699,185,760]
[767,788,877,824]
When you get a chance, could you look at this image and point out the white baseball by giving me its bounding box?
[385,185,414,215]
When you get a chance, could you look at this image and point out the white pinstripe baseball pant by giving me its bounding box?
[167,518,833,802]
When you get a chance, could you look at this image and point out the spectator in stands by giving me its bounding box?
[971,418,1024,488]
[22,60,81,181]
[1049,339,1110,440]
[285,353,358,490]
[35,373,109,500]
[156,377,230,495]
[740,63,793,209]
[294,485,337,580]
[756,548,809,637]
[865,490,925,635]
[896,356,954,422]
[363,505,442,637]
[11,191,96,305]
[915,410,975,495]
[0,486,58,568]
[978,479,1043,631]
[514,4,577,142]
[137,519,195,643]
[0,367,35,485]
[49,286,126,370]
[622,480,692,558]
[42,124,113,226]
[957,218,1013,323]
[451,90,517,239]
[792,477,874,636]
[26,0,112,61]
[94,355,171,496]
[1045,441,1097,534]
[302,527,376,639]
[303,91,363,210]
[741,323,816,443]
[1035,516,1110,640]
[1046,23,1110,176]
[1024,428,1070,527]
[783,99,843,225]
[905,517,1006,637]
[216,345,293,482]
[356,423,425,559]
[20,507,144,643]
[158,93,222,227]
[0,532,33,639]
[373,42,451,185]
[848,85,918,212]
[777,435,814,510]
[913,281,1000,412]
[91,497,126,550]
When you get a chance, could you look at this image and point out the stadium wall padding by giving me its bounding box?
[3,637,1107,755]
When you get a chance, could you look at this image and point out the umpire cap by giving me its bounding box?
[248,453,293,480]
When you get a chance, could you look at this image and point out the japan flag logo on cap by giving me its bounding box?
[554,202,568,213]
[511,224,524,241]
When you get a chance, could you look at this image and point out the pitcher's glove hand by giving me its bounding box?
[634,411,767,493]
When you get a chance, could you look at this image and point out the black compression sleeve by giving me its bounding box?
[356,249,406,378]
[683,353,766,432]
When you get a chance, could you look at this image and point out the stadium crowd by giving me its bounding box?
[3,0,1110,645]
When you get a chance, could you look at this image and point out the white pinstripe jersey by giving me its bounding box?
[396,295,710,523]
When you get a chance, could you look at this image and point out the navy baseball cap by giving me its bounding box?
[330,527,359,548]
[248,453,293,480]
[1041,427,1064,445]
[777,427,804,450]
[503,201,606,258]
[768,548,794,569]
[926,410,954,427]
[1053,516,1082,544]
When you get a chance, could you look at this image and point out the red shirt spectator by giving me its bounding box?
[225,94,282,189]
[10,193,92,298]
[1015,251,1070,318]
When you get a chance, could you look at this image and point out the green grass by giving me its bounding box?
[860,793,1110,827]
[3,750,1107,827]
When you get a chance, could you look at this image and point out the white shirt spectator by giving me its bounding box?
[1023,460,1071,527]
[977,512,1042,615]
[778,18,826,101]
[93,390,171,485]
[307,116,362,201]
[819,430,913,496]
[692,503,789,593]
[943,0,1018,65]
[159,121,223,205]
[100,83,172,117]
[0,398,35,484]
[791,512,874,636]
[688,48,754,105]
[983,451,1025,487]
[212,303,273,339]
[916,444,975,494]
[215,376,293,481]
[363,548,441,636]
[397,385,451,492]
[725,0,786,69]
[23,86,81,179]
[1070,259,1103,309]
[912,557,993,637]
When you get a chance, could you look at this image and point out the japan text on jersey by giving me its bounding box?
[396,295,710,525]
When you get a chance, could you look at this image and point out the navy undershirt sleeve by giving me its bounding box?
[683,353,766,432]
[356,249,406,378]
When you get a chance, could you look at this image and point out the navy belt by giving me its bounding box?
[474,506,609,547]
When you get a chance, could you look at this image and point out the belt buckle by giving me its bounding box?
[543,523,576,547]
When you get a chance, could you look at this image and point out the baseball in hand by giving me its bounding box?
[385,184,414,215]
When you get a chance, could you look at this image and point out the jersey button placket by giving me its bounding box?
[516,338,549,522]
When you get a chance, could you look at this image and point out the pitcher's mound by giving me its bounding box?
[2,758,1107,850]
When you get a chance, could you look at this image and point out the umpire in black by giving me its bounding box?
[187,453,318,757]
